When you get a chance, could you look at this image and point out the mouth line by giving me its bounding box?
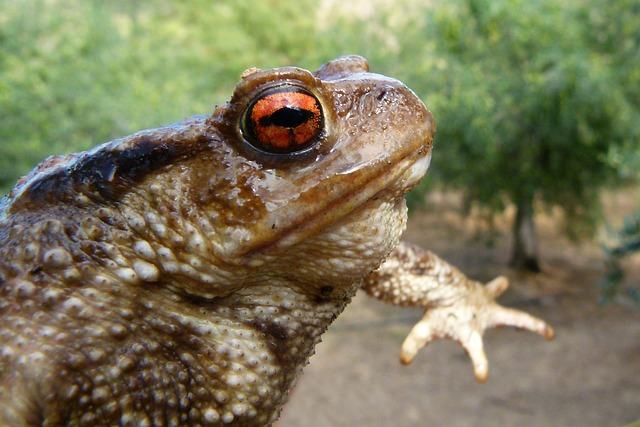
[404,152,432,189]
[247,147,430,257]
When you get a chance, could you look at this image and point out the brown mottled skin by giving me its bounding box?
[0,56,552,426]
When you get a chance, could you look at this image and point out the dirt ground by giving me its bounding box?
[276,191,640,427]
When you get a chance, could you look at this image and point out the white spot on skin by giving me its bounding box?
[108,366,121,380]
[122,208,146,231]
[92,386,110,403]
[115,268,138,284]
[117,355,135,371]
[28,351,45,363]
[43,247,72,268]
[156,246,176,260]
[88,348,106,362]
[14,280,35,298]
[22,243,39,260]
[187,256,203,269]
[153,390,165,403]
[248,258,264,267]
[162,262,179,274]
[76,193,91,206]
[133,240,156,260]
[96,207,116,221]
[63,267,81,282]
[151,223,167,238]
[186,226,207,255]
[214,390,228,403]
[120,413,134,425]
[40,326,57,338]
[44,289,62,304]
[91,275,111,286]
[179,264,198,277]
[109,324,128,338]
[65,385,79,399]
[62,297,85,313]
[199,274,216,285]
[80,412,95,424]
[179,352,195,365]
[225,374,242,387]
[203,407,220,424]
[133,260,160,282]
[231,403,248,416]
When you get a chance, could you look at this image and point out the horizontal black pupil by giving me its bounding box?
[259,107,314,128]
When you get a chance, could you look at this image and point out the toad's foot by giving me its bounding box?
[399,276,554,382]
[363,242,554,382]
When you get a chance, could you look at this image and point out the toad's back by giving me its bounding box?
[0,56,435,426]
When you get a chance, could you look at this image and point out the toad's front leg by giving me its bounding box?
[363,242,554,382]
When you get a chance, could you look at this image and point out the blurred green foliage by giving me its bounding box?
[0,0,330,191]
[1,0,638,251]
[412,0,639,240]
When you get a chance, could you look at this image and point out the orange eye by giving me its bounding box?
[241,85,324,154]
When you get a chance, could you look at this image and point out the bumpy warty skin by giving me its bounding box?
[0,56,434,426]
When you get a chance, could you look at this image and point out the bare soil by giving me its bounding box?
[276,191,640,427]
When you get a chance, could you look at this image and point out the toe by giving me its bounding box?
[400,319,435,365]
[490,306,554,340]
[459,331,489,383]
[485,276,509,297]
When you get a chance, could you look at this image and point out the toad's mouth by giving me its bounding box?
[247,148,432,258]
[403,152,432,189]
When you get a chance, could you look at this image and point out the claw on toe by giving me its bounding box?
[399,352,414,366]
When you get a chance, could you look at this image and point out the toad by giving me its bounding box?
[0,56,552,426]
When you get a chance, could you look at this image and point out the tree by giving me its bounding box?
[601,4,640,299]
[603,210,640,304]
[427,0,640,271]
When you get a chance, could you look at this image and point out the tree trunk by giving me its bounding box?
[510,197,541,272]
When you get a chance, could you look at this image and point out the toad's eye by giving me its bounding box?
[241,85,324,154]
